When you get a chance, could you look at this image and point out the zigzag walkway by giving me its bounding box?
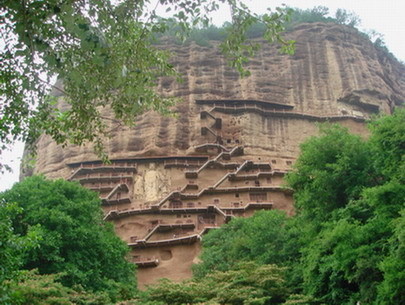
[105,203,232,221]
[185,145,243,178]
[101,183,131,205]
[199,105,224,144]
[101,142,286,251]
[196,99,365,122]
[105,200,274,221]
[131,224,222,266]
[142,223,196,241]
[153,145,246,207]
[67,156,209,206]
[127,201,274,249]
[144,145,242,210]
[104,144,287,221]
[129,234,199,249]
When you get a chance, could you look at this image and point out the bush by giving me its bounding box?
[0,176,137,302]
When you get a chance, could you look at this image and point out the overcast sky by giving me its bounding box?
[1,0,404,192]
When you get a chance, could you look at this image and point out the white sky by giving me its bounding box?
[1,0,404,192]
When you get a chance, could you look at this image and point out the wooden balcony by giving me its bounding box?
[133,257,159,268]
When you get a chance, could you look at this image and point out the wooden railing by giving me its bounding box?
[210,104,366,122]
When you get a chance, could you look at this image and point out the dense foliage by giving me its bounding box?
[189,109,405,304]
[138,262,315,305]
[192,210,300,279]
[287,6,360,28]
[0,176,136,303]
[5,270,112,305]
[0,203,41,304]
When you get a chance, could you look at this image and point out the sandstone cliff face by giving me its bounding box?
[29,23,405,287]
[33,22,404,179]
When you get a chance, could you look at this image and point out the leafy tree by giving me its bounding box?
[193,210,307,296]
[299,168,404,304]
[288,111,405,304]
[5,270,112,305]
[334,9,361,27]
[0,176,136,301]
[0,202,41,304]
[368,108,405,181]
[0,0,294,165]
[193,210,299,277]
[284,6,333,28]
[377,209,405,304]
[285,124,375,223]
[142,262,313,305]
[282,6,361,30]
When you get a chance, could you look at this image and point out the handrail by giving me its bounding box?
[213,160,251,188]
[151,184,188,208]
[203,126,219,138]
[211,105,366,122]
[104,183,129,200]
[194,143,230,152]
[133,256,160,268]
[67,168,82,181]
[196,99,294,110]
[67,155,208,168]
[106,201,274,228]
[67,166,137,181]
[104,205,221,221]
[101,197,131,206]
[128,234,199,248]
[143,223,196,241]
[74,174,133,184]
[200,110,217,120]
[229,170,287,181]
[186,145,240,177]
[211,104,365,121]
[221,201,273,212]
[179,185,289,200]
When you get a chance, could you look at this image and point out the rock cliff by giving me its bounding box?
[28,22,405,287]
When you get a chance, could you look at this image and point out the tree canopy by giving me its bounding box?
[0,0,294,166]
[0,202,42,304]
[139,262,315,305]
[192,210,298,278]
[4,270,113,305]
[0,175,136,302]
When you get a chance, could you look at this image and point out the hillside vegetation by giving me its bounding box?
[0,177,137,304]
[155,6,359,44]
[155,6,397,62]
